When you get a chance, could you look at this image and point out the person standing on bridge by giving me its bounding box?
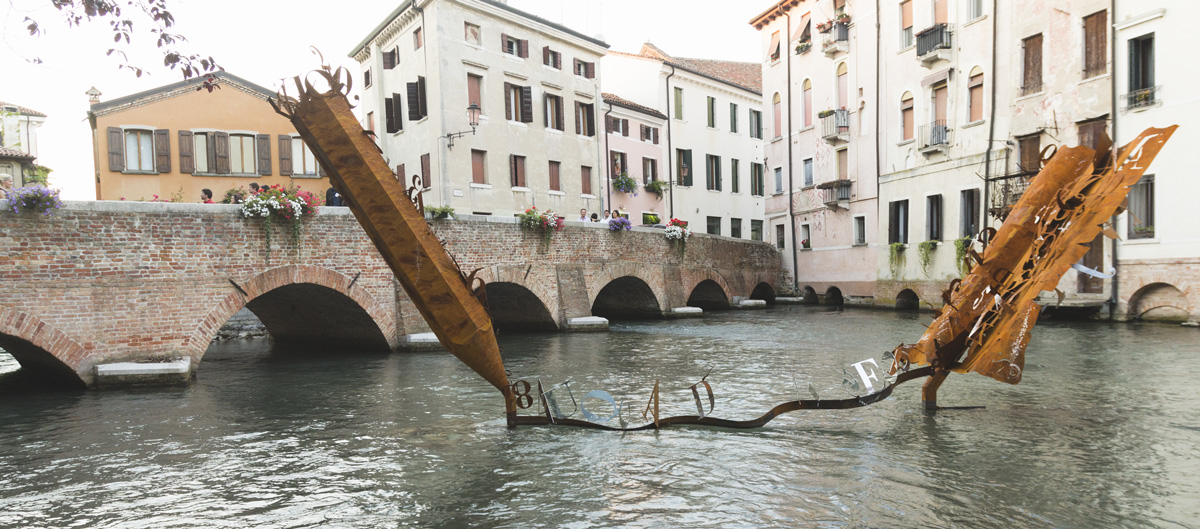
[200,188,214,204]
[577,208,589,222]
[248,182,260,194]
[326,186,344,207]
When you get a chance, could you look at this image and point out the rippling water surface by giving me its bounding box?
[1,306,1197,528]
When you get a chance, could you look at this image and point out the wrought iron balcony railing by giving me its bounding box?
[818,179,853,209]
[916,23,951,58]
[821,23,849,55]
[820,109,850,143]
[918,120,952,153]
[1123,86,1161,111]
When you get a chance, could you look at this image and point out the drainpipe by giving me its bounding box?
[1109,0,1119,316]
[604,102,615,211]
[875,0,882,202]
[981,0,999,245]
[665,65,677,219]
[779,7,799,292]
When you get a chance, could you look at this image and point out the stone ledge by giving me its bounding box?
[94,359,192,388]
[396,332,445,351]
[775,297,805,304]
[665,307,703,319]
[565,316,609,332]
[737,299,767,309]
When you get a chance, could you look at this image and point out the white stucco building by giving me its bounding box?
[0,101,46,187]
[350,0,608,218]
[601,43,766,241]
[599,93,667,224]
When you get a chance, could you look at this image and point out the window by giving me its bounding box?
[676,148,693,186]
[803,158,813,187]
[364,68,372,88]
[1128,33,1155,108]
[385,92,404,133]
[581,166,593,195]
[509,155,526,187]
[707,96,717,128]
[933,0,947,24]
[366,111,375,133]
[292,137,318,176]
[900,0,913,48]
[837,63,849,110]
[730,103,739,133]
[1083,11,1107,78]
[774,167,783,194]
[707,216,722,236]
[193,132,209,173]
[543,47,562,69]
[544,93,564,131]
[123,129,155,172]
[611,151,627,177]
[1022,34,1043,95]
[574,101,596,136]
[1127,175,1154,239]
[772,93,782,138]
[968,0,984,20]
[549,161,561,191]
[901,92,914,141]
[837,149,848,180]
[751,220,764,241]
[607,116,628,135]
[643,157,657,184]
[769,30,781,61]
[467,74,483,113]
[502,34,528,57]
[961,189,980,238]
[407,76,428,120]
[751,163,765,196]
[640,125,660,144]
[1018,134,1041,173]
[968,70,984,123]
[731,159,740,193]
[1078,118,1107,150]
[776,224,786,249]
[802,79,813,128]
[731,218,743,238]
[749,109,763,139]
[888,200,909,244]
[926,194,942,240]
[854,216,866,245]
[706,154,721,191]
[932,83,948,123]
[573,59,596,79]
[471,150,486,184]
[383,47,398,70]
[504,83,532,123]
[800,224,811,248]
[673,87,684,119]
[465,22,481,45]
[229,133,256,174]
[413,27,423,50]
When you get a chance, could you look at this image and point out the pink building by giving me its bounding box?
[600,93,667,224]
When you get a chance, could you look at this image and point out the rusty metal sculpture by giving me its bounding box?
[272,58,1172,430]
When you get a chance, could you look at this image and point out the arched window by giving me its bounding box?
[773,92,783,139]
[836,62,849,110]
[900,92,914,141]
[802,79,813,128]
[968,66,985,123]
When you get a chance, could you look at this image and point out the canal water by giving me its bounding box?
[1,306,1197,528]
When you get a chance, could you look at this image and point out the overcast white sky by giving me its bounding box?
[0,0,766,199]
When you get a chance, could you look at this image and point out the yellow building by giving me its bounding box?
[88,72,330,202]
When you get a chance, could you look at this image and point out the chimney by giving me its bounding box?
[86,86,102,103]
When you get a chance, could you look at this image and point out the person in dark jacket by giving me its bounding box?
[325,186,344,206]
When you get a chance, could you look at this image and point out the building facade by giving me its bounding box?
[601,43,766,241]
[350,0,608,218]
[600,93,667,223]
[0,101,46,187]
[1113,2,1200,323]
[88,72,331,202]
[752,0,881,304]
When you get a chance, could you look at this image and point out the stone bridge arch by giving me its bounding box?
[588,263,667,319]
[0,306,90,387]
[684,270,734,310]
[188,265,397,361]
[1127,282,1192,322]
[474,264,562,331]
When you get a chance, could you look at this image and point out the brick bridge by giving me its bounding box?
[0,202,780,387]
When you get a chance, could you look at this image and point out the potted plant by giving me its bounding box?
[818,109,836,119]
[954,237,973,276]
[917,240,938,278]
[643,179,668,200]
[889,242,906,278]
[5,185,64,216]
[609,216,632,231]
[801,238,811,249]
[518,207,565,241]
[643,212,661,225]
[795,40,812,54]
[817,20,833,33]
[664,218,691,251]
[612,172,639,196]
[240,184,322,262]
[425,205,455,220]
[836,13,851,25]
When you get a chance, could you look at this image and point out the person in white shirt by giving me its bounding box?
[577,208,589,222]
[601,210,611,223]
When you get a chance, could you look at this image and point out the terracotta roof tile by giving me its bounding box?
[629,43,762,94]
[0,101,46,118]
[601,93,667,119]
[0,146,34,159]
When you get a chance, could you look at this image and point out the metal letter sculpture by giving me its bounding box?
[272,59,1173,430]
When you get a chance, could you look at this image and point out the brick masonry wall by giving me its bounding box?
[1115,257,1200,322]
[0,202,781,385]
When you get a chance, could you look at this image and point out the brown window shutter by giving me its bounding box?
[504,83,513,121]
[385,97,398,133]
[653,128,660,144]
[178,130,194,174]
[542,94,549,128]
[501,33,509,51]
[106,127,125,171]
[581,166,591,194]
[206,134,218,173]
[214,131,230,174]
[396,163,405,183]
[543,46,550,65]
[573,58,580,74]
[518,39,529,58]
[418,77,428,118]
[420,153,431,189]
[278,135,293,176]
[407,82,421,120]
[383,48,395,69]
[154,129,171,173]
[555,98,564,130]
[587,105,595,136]
[586,62,595,79]
[509,155,517,186]
[392,93,404,131]
[574,102,581,134]
[622,119,629,136]
[549,161,560,191]
[520,86,533,123]
[256,134,272,175]
[605,116,613,133]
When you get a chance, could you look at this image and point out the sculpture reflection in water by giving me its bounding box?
[270,57,1175,430]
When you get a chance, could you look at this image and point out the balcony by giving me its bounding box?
[1122,86,1161,111]
[916,24,952,65]
[818,179,853,210]
[918,120,952,155]
[820,109,850,144]
[987,174,1031,221]
[821,22,849,57]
